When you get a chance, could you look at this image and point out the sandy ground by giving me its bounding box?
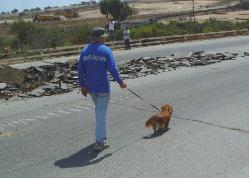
[195,10,249,21]
[160,10,249,23]
[132,1,218,15]
[75,0,220,18]
[0,0,247,25]
[75,0,246,22]
[78,9,102,18]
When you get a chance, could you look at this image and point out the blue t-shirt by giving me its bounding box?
[78,43,123,93]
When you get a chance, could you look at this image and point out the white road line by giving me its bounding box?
[4,122,17,127]
[9,121,19,124]
[112,96,128,101]
[82,107,90,110]
[117,98,125,101]
[47,112,61,117]
[76,104,91,108]
[33,116,49,120]
[57,110,71,114]
[73,105,83,109]
[85,103,93,107]
[47,113,57,116]
[24,118,39,122]
[18,120,28,125]
[68,108,82,112]
[0,124,7,127]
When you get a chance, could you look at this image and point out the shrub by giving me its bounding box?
[7,18,249,52]
[122,19,247,40]
[10,20,63,49]
[0,35,11,53]
[66,24,91,45]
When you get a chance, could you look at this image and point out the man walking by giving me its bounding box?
[123,27,131,50]
[108,21,115,42]
[78,27,127,151]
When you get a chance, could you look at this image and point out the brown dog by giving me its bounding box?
[145,104,173,134]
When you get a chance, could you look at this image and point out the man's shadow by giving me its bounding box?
[54,144,112,168]
[142,128,170,139]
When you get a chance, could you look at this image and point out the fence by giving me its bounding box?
[1,29,248,65]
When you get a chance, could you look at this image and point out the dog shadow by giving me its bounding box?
[54,143,112,168]
[142,128,170,139]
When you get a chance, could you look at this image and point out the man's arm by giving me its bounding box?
[78,52,88,96]
[106,48,127,88]
[106,48,123,83]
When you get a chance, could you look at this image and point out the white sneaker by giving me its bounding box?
[94,141,109,151]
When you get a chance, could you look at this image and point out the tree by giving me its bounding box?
[11,9,18,13]
[30,7,41,11]
[44,6,51,11]
[99,0,136,21]
[19,12,25,16]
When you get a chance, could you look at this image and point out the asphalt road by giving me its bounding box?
[1,36,249,178]
[11,35,249,69]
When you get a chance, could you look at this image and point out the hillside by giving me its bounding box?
[0,0,246,31]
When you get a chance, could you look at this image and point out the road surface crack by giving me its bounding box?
[175,115,249,134]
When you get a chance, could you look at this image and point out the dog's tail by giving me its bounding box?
[145,115,157,127]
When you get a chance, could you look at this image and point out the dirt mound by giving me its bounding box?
[0,60,78,100]
[0,65,27,86]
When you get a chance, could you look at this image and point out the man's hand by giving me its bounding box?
[81,87,88,97]
[119,83,127,89]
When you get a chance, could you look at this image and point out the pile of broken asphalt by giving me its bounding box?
[0,51,248,100]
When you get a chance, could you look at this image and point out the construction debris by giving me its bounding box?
[0,65,27,86]
[117,51,239,79]
[0,51,247,100]
[0,60,78,100]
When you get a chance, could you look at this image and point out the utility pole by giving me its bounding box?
[192,0,196,22]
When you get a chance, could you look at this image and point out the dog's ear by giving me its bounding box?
[161,105,167,111]
[162,104,170,111]
[169,105,173,113]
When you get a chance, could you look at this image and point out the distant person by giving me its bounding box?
[123,27,131,50]
[108,21,115,42]
[78,27,127,151]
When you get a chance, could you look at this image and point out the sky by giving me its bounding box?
[0,0,98,13]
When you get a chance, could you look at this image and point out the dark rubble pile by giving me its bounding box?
[0,51,248,100]
[24,63,78,97]
[0,61,79,100]
[116,51,247,80]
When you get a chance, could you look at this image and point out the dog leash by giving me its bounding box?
[127,88,161,112]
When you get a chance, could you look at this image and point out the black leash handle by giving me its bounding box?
[127,88,160,112]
